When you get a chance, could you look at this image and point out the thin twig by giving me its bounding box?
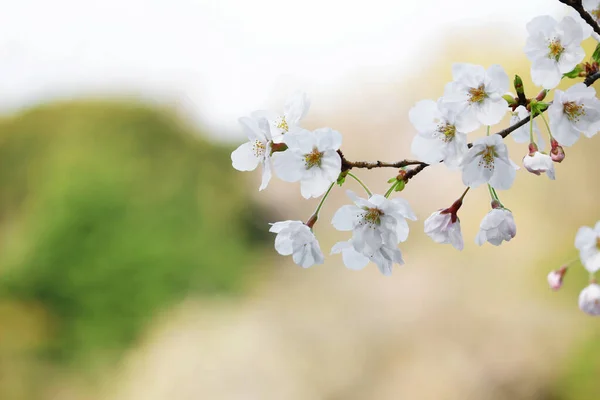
[559,0,600,37]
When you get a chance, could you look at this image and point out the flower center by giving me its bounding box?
[252,140,266,158]
[437,123,456,142]
[276,116,289,133]
[304,147,324,169]
[468,85,487,104]
[563,101,585,122]
[593,8,600,22]
[478,145,496,170]
[547,39,564,62]
[363,207,383,226]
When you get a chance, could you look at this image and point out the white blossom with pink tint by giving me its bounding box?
[578,283,600,316]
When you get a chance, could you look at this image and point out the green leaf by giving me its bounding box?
[563,64,583,79]
[394,180,406,192]
[592,43,600,64]
[337,171,348,186]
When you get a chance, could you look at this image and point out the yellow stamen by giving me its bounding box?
[438,123,456,142]
[364,207,383,225]
[478,146,496,171]
[593,8,600,22]
[276,116,289,133]
[304,147,324,169]
[468,85,487,104]
[548,39,564,62]
[563,101,585,122]
[252,140,266,158]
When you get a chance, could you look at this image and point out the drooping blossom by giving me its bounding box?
[269,220,324,268]
[475,207,517,246]
[575,221,600,273]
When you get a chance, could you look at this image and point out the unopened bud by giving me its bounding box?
[271,142,288,153]
[536,89,548,102]
[578,283,600,316]
[502,94,517,106]
[547,266,567,291]
[550,139,565,163]
[528,142,539,156]
[514,75,525,96]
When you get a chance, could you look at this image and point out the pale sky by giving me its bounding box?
[0,0,564,139]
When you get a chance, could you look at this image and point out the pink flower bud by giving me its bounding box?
[550,139,565,163]
[547,267,566,291]
[528,142,539,156]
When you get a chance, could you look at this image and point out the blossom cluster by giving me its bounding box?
[231,2,600,316]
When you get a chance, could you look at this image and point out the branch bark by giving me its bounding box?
[558,0,600,37]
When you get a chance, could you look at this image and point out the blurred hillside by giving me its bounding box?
[0,101,270,399]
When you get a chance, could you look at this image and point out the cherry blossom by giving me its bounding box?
[475,207,517,246]
[409,99,468,167]
[331,240,404,276]
[272,127,342,198]
[522,146,556,180]
[575,221,600,273]
[461,134,519,190]
[252,91,310,143]
[524,16,586,89]
[330,190,416,275]
[548,83,600,146]
[442,63,509,133]
[231,116,273,191]
[423,210,464,251]
[578,283,600,316]
[269,221,324,268]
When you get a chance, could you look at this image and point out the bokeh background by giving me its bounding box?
[1,1,599,399]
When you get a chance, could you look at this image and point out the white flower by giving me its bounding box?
[475,208,517,246]
[330,190,416,275]
[269,220,324,268]
[523,151,556,180]
[272,127,342,198]
[524,16,586,89]
[331,240,404,276]
[442,63,509,133]
[549,83,600,146]
[423,210,464,250]
[578,283,600,316]
[409,99,468,167]
[510,105,544,150]
[252,91,310,143]
[231,116,273,191]
[575,221,600,273]
[460,134,519,190]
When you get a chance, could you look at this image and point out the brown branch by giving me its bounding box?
[559,0,600,37]
[584,71,600,86]
[338,52,599,185]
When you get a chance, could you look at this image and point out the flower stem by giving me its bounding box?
[538,111,553,140]
[311,182,335,222]
[487,184,501,202]
[486,125,490,136]
[347,172,372,196]
[384,182,397,198]
[529,109,536,144]
[458,186,470,202]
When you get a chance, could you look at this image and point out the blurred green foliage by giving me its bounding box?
[555,332,600,400]
[0,101,269,365]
